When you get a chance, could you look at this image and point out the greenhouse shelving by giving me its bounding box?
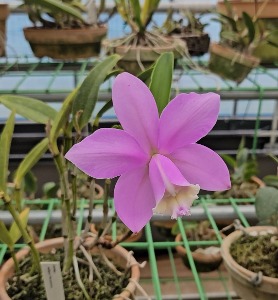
[0,197,256,300]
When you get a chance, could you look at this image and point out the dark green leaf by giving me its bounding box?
[220,154,236,168]
[242,12,255,44]
[149,52,174,114]
[0,112,15,194]
[72,54,121,131]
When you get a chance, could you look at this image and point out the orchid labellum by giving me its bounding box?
[65,72,230,232]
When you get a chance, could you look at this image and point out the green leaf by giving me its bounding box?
[130,0,143,31]
[263,175,278,188]
[220,154,236,168]
[0,221,14,248]
[13,138,49,189]
[49,88,77,153]
[9,208,30,244]
[218,13,238,32]
[149,52,174,114]
[25,0,84,22]
[42,182,59,198]
[255,187,278,225]
[0,95,57,124]
[23,171,37,196]
[0,112,15,194]
[242,12,255,44]
[72,55,120,131]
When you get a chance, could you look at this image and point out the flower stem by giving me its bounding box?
[53,153,74,273]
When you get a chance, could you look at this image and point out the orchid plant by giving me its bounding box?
[0,52,230,298]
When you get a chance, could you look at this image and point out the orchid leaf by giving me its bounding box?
[220,154,236,168]
[9,208,30,244]
[130,0,143,31]
[242,12,255,44]
[0,221,14,248]
[72,54,120,131]
[149,52,174,114]
[14,138,49,189]
[0,95,57,124]
[0,112,15,194]
[24,0,84,22]
[49,88,77,153]
[263,175,278,188]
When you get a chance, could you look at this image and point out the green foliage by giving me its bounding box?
[23,0,105,28]
[0,95,57,124]
[0,112,15,196]
[221,139,258,185]
[115,0,160,33]
[149,52,174,114]
[72,55,120,132]
[216,1,278,55]
[255,186,278,226]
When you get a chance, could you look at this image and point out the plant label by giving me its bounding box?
[40,261,65,300]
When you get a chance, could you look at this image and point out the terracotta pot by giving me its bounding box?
[103,37,184,75]
[0,4,9,57]
[173,33,210,56]
[221,226,278,300]
[0,237,140,300]
[175,231,224,272]
[208,43,260,84]
[217,0,278,19]
[23,25,107,60]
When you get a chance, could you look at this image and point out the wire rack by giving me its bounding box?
[0,197,255,300]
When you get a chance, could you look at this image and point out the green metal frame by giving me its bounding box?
[0,197,254,300]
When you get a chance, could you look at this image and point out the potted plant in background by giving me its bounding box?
[160,9,210,56]
[22,0,108,60]
[213,139,260,199]
[174,221,224,272]
[221,154,278,299]
[208,6,262,83]
[103,0,186,74]
[0,3,9,56]
[216,0,278,66]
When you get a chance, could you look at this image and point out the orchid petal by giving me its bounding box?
[169,144,231,191]
[65,128,148,179]
[153,184,200,218]
[159,92,220,153]
[149,154,189,203]
[112,72,159,155]
[114,165,156,233]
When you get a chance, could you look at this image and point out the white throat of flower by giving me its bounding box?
[153,184,200,219]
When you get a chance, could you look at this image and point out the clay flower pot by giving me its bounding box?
[0,4,9,57]
[175,231,224,273]
[0,237,140,300]
[221,226,278,300]
[103,37,184,75]
[208,43,260,84]
[23,25,107,60]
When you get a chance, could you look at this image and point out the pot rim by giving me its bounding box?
[221,226,278,285]
[0,237,140,300]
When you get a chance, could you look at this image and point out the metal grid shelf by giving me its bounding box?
[0,58,278,100]
[0,197,256,300]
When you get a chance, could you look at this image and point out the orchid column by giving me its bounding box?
[66,72,231,233]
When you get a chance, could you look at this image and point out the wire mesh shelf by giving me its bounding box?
[0,197,256,300]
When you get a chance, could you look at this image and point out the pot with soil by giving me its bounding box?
[0,4,9,57]
[208,43,260,84]
[22,0,108,60]
[221,226,278,300]
[0,237,140,300]
[175,221,224,272]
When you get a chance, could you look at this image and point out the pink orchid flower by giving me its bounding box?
[65,72,231,233]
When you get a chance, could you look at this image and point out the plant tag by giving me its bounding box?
[40,261,65,300]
